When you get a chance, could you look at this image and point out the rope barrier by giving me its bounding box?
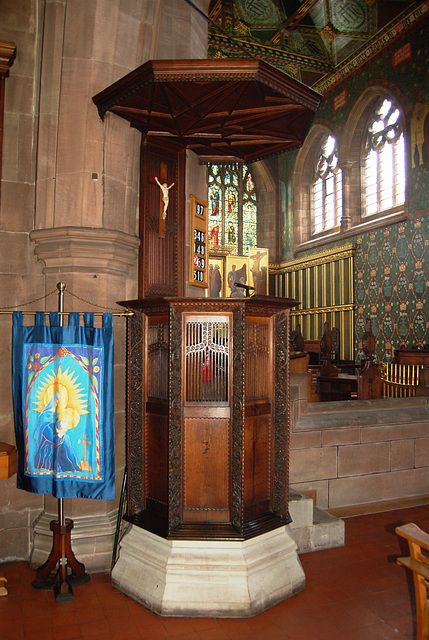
[0,283,133,316]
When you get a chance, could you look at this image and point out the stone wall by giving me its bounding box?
[0,0,209,566]
[289,374,429,513]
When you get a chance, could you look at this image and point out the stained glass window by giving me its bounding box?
[208,163,257,254]
[363,98,405,217]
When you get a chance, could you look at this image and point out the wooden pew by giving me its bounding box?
[357,318,381,400]
[295,322,358,402]
[396,523,429,640]
[313,322,358,401]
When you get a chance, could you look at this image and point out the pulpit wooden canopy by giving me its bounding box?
[119,295,296,540]
[92,59,322,163]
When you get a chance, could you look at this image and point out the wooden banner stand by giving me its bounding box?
[31,519,90,599]
[31,283,90,602]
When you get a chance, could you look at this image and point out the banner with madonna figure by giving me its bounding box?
[12,311,115,499]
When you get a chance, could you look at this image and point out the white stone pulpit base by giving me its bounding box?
[111,524,305,618]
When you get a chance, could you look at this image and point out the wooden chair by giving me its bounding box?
[331,326,340,365]
[357,317,382,399]
[396,523,429,640]
[0,572,7,596]
[318,322,340,377]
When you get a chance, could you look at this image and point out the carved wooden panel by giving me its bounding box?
[183,313,231,524]
[139,141,183,298]
[231,304,245,531]
[244,414,271,520]
[147,320,169,400]
[146,411,168,516]
[244,317,273,520]
[126,312,144,515]
[185,316,229,403]
[168,304,183,533]
[245,318,271,401]
[145,316,169,518]
[183,416,230,523]
[273,310,290,517]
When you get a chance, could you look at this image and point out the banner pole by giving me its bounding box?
[54,282,75,602]
[57,282,65,530]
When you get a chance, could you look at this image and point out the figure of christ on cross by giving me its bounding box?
[148,162,177,238]
[155,176,175,220]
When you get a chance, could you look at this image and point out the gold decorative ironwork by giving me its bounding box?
[380,363,422,398]
[291,304,354,316]
[270,243,355,273]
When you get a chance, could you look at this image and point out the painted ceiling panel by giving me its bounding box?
[208,0,421,88]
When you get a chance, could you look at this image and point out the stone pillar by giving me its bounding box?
[0,0,209,568]
[28,0,209,572]
[0,0,47,563]
[28,229,139,572]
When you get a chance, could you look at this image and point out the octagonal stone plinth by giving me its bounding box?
[111,524,305,618]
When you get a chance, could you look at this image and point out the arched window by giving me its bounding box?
[208,163,258,255]
[362,97,406,217]
[293,89,408,252]
[312,134,343,234]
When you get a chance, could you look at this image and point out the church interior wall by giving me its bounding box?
[277,13,429,513]
[0,0,46,561]
[0,0,209,564]
[276,15,429,362]
[0,0,427,569]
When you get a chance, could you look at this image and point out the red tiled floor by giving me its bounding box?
[1,504,429,640]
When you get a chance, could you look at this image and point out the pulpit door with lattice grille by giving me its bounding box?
[183,314,231,524]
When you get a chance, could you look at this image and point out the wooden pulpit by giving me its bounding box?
[119,296,295,541]
[113,296,304,618]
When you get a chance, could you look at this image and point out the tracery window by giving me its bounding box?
[363,98,406,217]
[312,135,342,235]
[208,163,257,255]
[294,88,408,251]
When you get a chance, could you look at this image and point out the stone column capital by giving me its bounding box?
[30,226,140,276]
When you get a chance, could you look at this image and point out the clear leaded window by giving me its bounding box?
[312,135,342,234]
[208,163,257,255]
[363,98,406,217]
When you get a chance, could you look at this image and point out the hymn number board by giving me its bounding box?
[189,195,208,289]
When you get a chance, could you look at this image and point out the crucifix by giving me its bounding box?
[149,162,176,238]
[78,434,92,472]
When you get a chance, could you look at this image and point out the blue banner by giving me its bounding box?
[12,312,115,499]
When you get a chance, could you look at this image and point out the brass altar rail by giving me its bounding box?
[380,363,422,398]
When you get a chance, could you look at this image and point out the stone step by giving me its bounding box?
[287,489,345,553]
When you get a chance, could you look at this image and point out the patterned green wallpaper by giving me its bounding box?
[355,214,428,362]
[273,14,429,362]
